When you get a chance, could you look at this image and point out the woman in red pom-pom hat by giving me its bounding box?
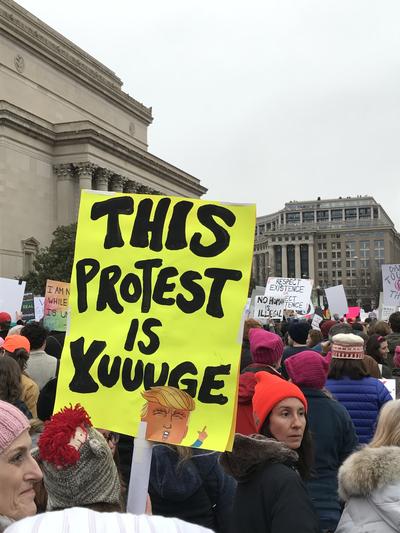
[221,372,319,533]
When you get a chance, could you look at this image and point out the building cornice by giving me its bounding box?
[0,101,207,197]
[0,0,153,125]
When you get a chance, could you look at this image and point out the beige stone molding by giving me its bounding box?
[123,180,160,195]
[73,162,96,177]
[0,102,207,197]
[53,163,74,180]
[0,0,153,124]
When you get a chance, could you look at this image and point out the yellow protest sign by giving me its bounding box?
[54,191,255,452]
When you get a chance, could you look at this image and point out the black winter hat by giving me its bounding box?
[288,321,311,344]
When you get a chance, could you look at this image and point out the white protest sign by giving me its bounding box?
[381,305,396,322]
[34,297,45,321]
[0,277,26,318]
[253,295,285,322]
[382,264,400,306]
[311,314,323,330]
[248,286,266,320]
[325,285,349,317]
[264,277,313,314]
[380,379,396,400]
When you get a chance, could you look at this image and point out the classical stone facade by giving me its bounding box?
[254,196,400,308]
[0,0,206,277]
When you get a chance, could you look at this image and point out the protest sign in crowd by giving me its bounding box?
[2,191,400,533]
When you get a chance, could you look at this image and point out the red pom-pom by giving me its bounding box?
[38,404,92,467]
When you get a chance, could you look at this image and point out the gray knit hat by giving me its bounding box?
[35,405,121,510]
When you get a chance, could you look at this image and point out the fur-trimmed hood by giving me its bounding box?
[339,446,400,501]
[220,433,298,481]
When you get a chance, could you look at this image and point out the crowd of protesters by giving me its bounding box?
[1,307,400,532]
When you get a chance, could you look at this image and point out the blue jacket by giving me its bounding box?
[149,444,236,533]
[326,377,392,444]
[302,387,358,531]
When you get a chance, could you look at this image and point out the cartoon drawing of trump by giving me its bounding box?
[141,386,207,447]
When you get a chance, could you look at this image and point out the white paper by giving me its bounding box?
[311,314,323,330]
[325,285,349,317]
[0,277,26,319]
[34,297,45,321]
[264,277,313,314]
[380,378,396,400]
[248,286,266,320]
[382,264,400,306]
[253,295,285,321]
[380,305,396,322]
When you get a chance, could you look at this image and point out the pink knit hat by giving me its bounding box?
[249,328,284,365]
[0,400,30,454]
[285,350,332,390]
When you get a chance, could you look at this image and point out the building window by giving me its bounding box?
[359,207,371,219]
[374,240,385,266]
[302,211,315,222]
[286,212,300,224]
[345,241,356,258]
[360,240,370,267]
[345,208,357,220]
[317,210,329,222]
[287,245,296,278]
[331,209,343,220]
[274,245,282,276]
[300,244,309,278]
[373,207,379,219]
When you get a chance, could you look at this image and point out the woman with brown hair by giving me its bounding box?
[221,372,319,533]
[0,357,32,419]
[365,334,391,378]
[1,336,39,417]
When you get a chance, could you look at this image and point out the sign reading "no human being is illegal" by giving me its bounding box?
[54,191,255,452]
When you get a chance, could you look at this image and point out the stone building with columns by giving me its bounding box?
[254,196,400,308]
[0,0,206,278]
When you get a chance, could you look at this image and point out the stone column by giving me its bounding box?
[281,244,288,277]
[124,180,139,193]
[260,253,266,284]
[110,175,125,192]
[308,241,315,281]
[76,163,95,190]
[295,244,301,278]
[94,168,111,191]
[54,164,76,226]
[252,254,259,285]
[268,246,274,277]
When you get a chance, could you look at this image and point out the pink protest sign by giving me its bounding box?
[346,306,361,320]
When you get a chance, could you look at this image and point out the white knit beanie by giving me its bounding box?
[4,507,214,532]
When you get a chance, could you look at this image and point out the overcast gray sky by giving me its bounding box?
[17,0,400,228]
